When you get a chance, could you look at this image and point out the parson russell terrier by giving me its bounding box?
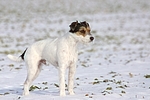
[7,21,94,96]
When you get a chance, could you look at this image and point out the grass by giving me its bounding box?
[144,75,150,78]
[0,92,10,95]
[29,85,41,91]
[89,71,129,96]
[0,50,22,55]
[1,0,150,18]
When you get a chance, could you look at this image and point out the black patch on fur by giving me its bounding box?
[20,48,27,60]
[69,21,89,33]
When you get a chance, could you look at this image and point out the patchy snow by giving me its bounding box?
[0,0,150,100]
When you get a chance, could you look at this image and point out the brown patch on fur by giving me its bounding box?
[38,59,46,67]
[75,26,91,37]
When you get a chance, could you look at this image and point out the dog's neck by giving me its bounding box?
[64,33,79,47]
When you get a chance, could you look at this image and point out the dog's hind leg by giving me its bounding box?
[23,56,42,95]
[32,59,46,81]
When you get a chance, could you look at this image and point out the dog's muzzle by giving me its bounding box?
[90,36,94,41]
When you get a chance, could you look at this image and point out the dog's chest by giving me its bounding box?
[56,37,78,64]
[67,46,77,59]
[59,44,77,59]
[57,46,77,68]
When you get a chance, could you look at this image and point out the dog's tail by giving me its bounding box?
[7,48,27,62]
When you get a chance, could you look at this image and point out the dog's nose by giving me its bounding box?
[90,37,94,41]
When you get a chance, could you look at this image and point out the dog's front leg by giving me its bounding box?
[68,63,76,95]
[59,66,66,96]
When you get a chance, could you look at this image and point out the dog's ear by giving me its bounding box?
[69,21,78,33]
[85,21,89,27]
[81,21,89,28]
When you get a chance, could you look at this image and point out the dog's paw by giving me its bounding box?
[60,93,66,96]
[69,92,75,95]
[23,91,29,96]
[60,90,66,96]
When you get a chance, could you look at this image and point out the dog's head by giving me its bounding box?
[69,21,94,43]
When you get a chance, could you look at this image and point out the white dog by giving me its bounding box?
[7,21,94,96]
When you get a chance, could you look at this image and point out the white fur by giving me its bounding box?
[8,32,93,96]
[7,54,23,62]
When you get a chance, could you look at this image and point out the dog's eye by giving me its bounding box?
[80,30,85,33]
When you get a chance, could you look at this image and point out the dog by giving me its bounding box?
[7,21,94,96]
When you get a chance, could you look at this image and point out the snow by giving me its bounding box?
[0,0,150,100]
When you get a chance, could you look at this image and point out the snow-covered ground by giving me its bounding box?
[0,0,150,100]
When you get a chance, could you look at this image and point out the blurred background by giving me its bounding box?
[0,0,150,54]
[0,0,150,17]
